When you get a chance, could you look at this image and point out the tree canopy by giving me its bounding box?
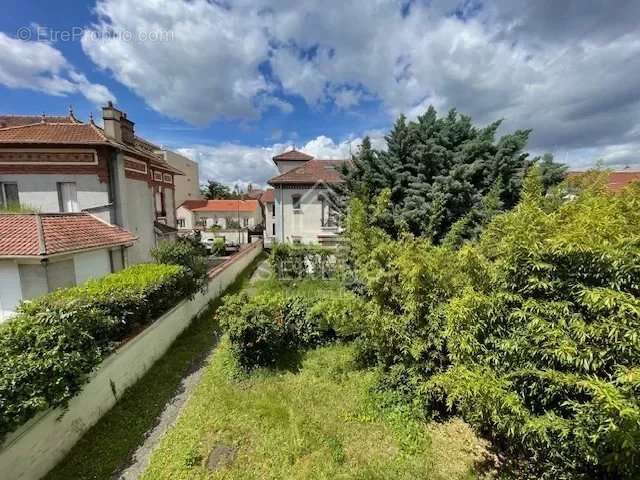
[338,106,566,243]
[200,180,242,199]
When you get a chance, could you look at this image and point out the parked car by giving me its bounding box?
[225,241,240,253]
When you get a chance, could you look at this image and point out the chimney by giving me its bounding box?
[120,112,135,145]
[102,101,122,142]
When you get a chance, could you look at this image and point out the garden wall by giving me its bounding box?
[0,241,262,480]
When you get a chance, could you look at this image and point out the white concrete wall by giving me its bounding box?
[0,174,110,214]
[124,177,155,264]
[0,261,22,323]
[176,205,195,230]
[74,250,111,285]
[201,230,248,245]
[0,242,262,480]
[263,201,276,247]
[278,186,340,244]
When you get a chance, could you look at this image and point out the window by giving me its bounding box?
[57,182,79,212]
[0,182,19,208]
[272,223,275,236]
[177,218,186,228]
[319,194,338,227]
[271,203,275,217]
[292,194,301,210]
[243,217,249,227]
[155,189,166,217]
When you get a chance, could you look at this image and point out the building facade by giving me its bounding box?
[0,105,183,264]
[155,149,201,207]
[267,149,346,246]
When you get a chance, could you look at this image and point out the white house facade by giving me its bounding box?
[267,149,346,246]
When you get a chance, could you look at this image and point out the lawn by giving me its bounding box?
[142,338,489,479]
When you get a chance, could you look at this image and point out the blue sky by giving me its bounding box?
[1,1,639,187]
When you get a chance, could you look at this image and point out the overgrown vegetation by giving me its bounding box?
[142,339,489,479]
[270,243,338,279]
[340,170,640,478]
[0,263,199,441]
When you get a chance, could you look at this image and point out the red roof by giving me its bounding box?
[273,149,314,161]
[0,213,137,257]
[0,122,108,144]
[268,159,347,185]
[179,199,260,212]
[568,170,640,192]
[260,189,275,203]
[0,114,78,128]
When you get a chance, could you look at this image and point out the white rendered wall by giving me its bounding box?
[159,150,201,206]
[124,178,155,264]
[279,186,339,243]
[0,242,262,480]
[0,261,22,322]
[74,249,111,285]
[0,174,110,213]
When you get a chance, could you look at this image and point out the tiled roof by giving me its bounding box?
[273,149,314,161]
[260,189,275,203]
[568,170,640,192]
[0,213,137,257]
[0,114,182,173]
[268,159,347,185]
[245,188,264,200]
[0,114,78,128]
[154,221,179,234]
[0,122,108,144]
[179,199,260,212]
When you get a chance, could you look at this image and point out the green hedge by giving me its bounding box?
[269,243,337,279]
[0,263,193,440]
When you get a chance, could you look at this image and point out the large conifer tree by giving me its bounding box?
[339,106,565,242]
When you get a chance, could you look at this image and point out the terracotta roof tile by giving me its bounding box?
[179,199,260,212]
[0,213,136,257]
[260,189,275,203]
[0,122,107,144]
[268,159,347,185]
[568,170,640,192]
[273,149,314,161]
[0,114,78,128]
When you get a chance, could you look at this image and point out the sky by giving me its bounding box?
[1,0,639,188]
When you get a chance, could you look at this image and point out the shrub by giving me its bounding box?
[270,243,336,279]
[342,177,640,478]
[0,263,194,440]
[219,291,335,369]
[151,238,208,293]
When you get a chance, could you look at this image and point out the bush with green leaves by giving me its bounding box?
[0,263,193,440]
[269,243,336,279]
[342,172,640,478]
[218,291,332,368]
[151,238,208,293]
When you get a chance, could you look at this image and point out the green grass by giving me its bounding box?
[45,252,266,480]
[142,340,488,479]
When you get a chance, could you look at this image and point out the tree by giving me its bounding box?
[201,180,234,199]
[340,106,566,243]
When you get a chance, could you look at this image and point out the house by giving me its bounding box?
[260,188,276,247]
[0,212,136,321]
[0,103,183,264]
[176,199,263,245]
[267,149,347,245]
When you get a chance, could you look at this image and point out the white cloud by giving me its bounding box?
[0,32,114,105]
[80,0,640,167]
[177,132,386,188]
